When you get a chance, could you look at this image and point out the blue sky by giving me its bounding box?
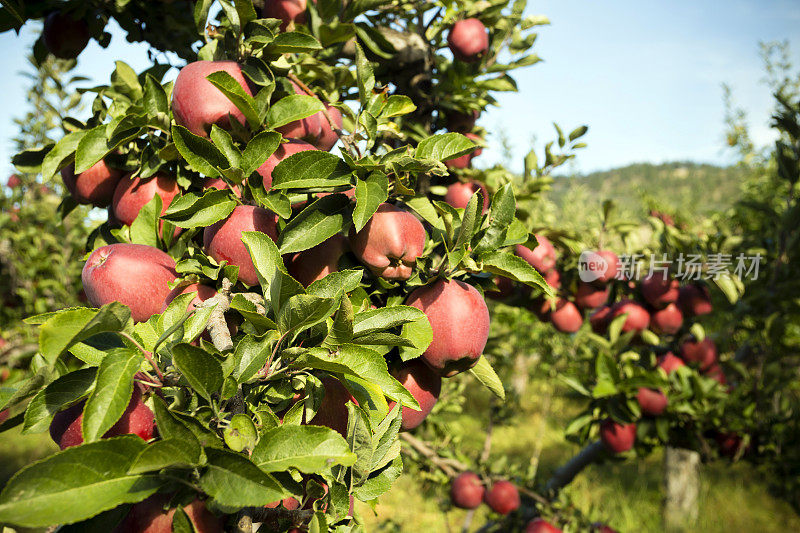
[1,0,798,182]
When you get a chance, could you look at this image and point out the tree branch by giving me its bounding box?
[544,440,606,494]
[199,279,234,352]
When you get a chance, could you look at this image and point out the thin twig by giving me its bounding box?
[119,331,164,382]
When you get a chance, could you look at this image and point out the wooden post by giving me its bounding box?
[663,447,700,532]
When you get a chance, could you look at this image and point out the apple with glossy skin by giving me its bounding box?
[650,303,683,335]
[515,234,556,273]
[6,174,21,188]
[49,388,155,450]
[610,300,650,333]
[450,472,484,509]
[82,243,177,322]
[203,205,279,286]
[637,388,668,416]
[202,177,241,198]
[115,494,223,533]
[257,139,318,191]
[42,11,90,59]
[550,299,583,333]
[111,172,180,233]
[599,419,636,453]
[680,337,717,371]
[172,61,253,137]
[640,273,679,308]
[575,282,609,309]
[308,377,357,437]
[589,305,613,334]
[406,279,490,377]
[445,133,483,169]
[261,0,309,31]
[525,518,562,533]
[677,283,712,316]
[387,358,441,431]
[61,160,123,206]
[447,18,489,62]
[484,480,520,515]
[286,234,348,287]
[445,109,479,132]
[348,203,426,280]
[444,180,490,213]
[658,352,685,374]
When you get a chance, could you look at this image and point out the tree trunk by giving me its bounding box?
[662,447,700,532]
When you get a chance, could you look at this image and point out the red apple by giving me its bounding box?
[640,273,679,308]
[277,83,343,150]
[550,299,583,333]
[387,359,441,431]
[636,388,668,416]
[582,250,619,284]
[309,377,357,437]
[444,133,482,169]
[61,160,123,207]
[161,283,217,313]
[447,18,489,62]
[610,300,650,333]
[589,305,613,334]
[451,472,484,509]
[544,269,561,290]
[677,283,712,316]
[444,180,490,213]
[599,419,636,453]
[111,172,180,230]
[6,174,21,188]
[42,11,90,59]
[657,352,685,374]
[172,61,253,137]
[115,494,223,533]
[348,203,426,280]
[515,235,556,273]
[406,279,490,377]
[526,518,562,533]
[203,205,279,286]
[285,234,348,287]
[265,497,300,510]
[82,243,177,322]
[261,0,309,31]
[680,337,717,371]
[575,282,609,309]
[484,480,520,515]
[650,303,683,335]
[202,177,241,198]
[257,139,318,191]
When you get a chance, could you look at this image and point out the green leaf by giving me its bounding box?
[277,194,352,254]
[0,437,160,528]
[307,270,363,299]
[205,71,261,128]
[143,74,169,117]
[162,190,236,228]
[74,125,111,174]
[241,231,305,315]
[478,251,552,294]
[151,396,202,462]
[82,348,143,442]
[469,356,506,400]
[241,130,282,177]
[354,41,375,104]
[22,368,97,434]
[265,32,323,53]
[277,294,338,337]
[128,438,201,474]
[352,306,427,337]
[381,95,416,118]
[352,172,388,232]
[398,313,433,362]
[200,448,285,508]
[265,95,325,129]
[232,333,275,383]
[271,151,353,190]
[172,344,224,402]
[39,303,132,365]
[252,425,356,473]
[171,125,227,177]
[41,131,86,180]
[415,133,475,162]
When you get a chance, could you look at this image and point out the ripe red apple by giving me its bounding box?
[202,177,241,198]
[261,0,309,31]
[544,269,561,290]
[444,133,482,169]
[406,279,490,377]
[640,273,679,308]
[650,303,683,335]
[526,518,562,533]
[172,61,253,137]
[61,160,123,207]
[445,109,479,132]
[582,250,619,284]
[42,11,90,59]
[49,388,155,450]
[575,282,609,309]
[599,419,636,454]
[257,139,318,191]
[203,205,279,286]
[680,337,717,371]
[637,387,668,416]
[348,203,426,280]
[115,494,223,533]
[6,174,21,188]
[309,377,357,437]
[111,172,180,232]
[677,283,712,316]
[444,180,490,213]
[610,300,650,333]
[82,243,177,322]
[515,234,556,273]
[285,234,348,287]
[450,472,484,509]
[484,480,520,515]
[550,299,583,333]
[589,305,613,334]
[265,497,300,510]
[657,352,685,374]
[387,359,441,431]
[447,18,489,62]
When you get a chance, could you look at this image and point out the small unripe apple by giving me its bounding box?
[677,283,712,316]
[640,273,679,308]
[657,352,685,374]
[526,518,562,533]
[387,359,441,431]
[550,299,583,333]
[575,282,609,309]
[406,279,490,377]
[309,377,357,437]
[447,18,489,62]
[42,11,90,59]
[444,133,483,169]
[257,139,318,191]
[49,388,155,450]
[680,337,717,371]
[172,61,253,137]
[610,300,650,333]
[261,0,309,31]
[650,303,683,335]
[82,243,177,322]
[589,305,613,334]
[484,480,520,515]
[599,419,636,453]
[636,387,668,416]
[203,205,279,286]
[202,177,241,198]
[348,203,426,280]
[61,160,123,207]
[515,235,556,273]
[444,180,490,213]
[450,472,484,509]
[111,172,180,233]
[445,109,479,132]
[286,234,348,286]
[115,494,223,533]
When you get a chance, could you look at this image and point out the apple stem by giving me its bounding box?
[119,332,165,383]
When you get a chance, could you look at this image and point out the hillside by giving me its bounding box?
[549,162,747,218]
